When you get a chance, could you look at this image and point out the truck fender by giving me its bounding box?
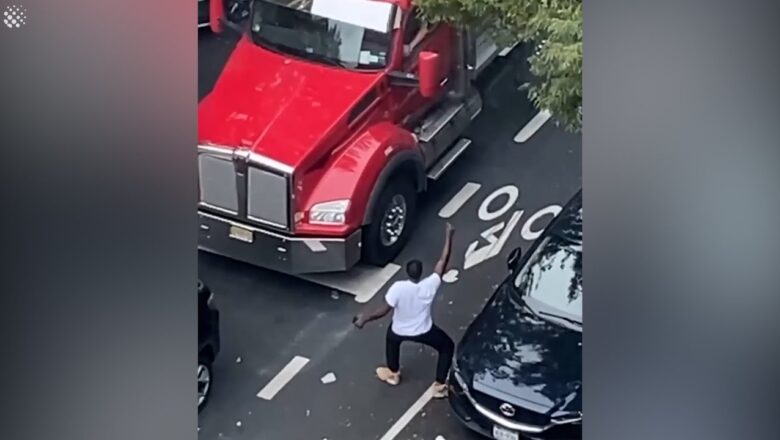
[362,148,426,226]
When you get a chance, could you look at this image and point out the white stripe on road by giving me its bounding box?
[438,182,481,219]
[378,385,435,440]
[256,356,310,400]
[300,263,401,303]
[513,109,552,143]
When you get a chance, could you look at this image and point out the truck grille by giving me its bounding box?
[472,390,551,427]
[247,166,289,229]
[198,154,239,214]
[198,147,292,231]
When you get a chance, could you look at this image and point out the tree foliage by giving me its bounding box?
[416,0,582,132]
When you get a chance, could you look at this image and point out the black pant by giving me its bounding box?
[386,324,455,384]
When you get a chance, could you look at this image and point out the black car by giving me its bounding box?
[198,280,221,411]
[449,191,582,440]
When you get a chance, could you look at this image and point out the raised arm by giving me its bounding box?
[434,223,455,276]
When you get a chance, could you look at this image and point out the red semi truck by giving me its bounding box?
[199,0,514,273]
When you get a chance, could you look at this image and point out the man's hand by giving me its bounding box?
[434,222,456,276]
[352,314,366,329]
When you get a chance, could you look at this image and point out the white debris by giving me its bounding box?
[235,356,242,363]
[321,372,337,384]
[435,436,447,440]
[330,290,340,300]
[235,420,242,428]
[442,269,459,283]
[306,409,310,416]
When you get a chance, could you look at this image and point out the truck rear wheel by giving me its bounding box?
[363,179,417,266]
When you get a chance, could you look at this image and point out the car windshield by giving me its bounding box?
[250,0,394,69]
[513,202,583,331]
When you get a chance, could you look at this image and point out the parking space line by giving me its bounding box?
[379,385,434,440]
[439,182,481,219]
[299,263,401,303]
[256,355,310,400]
[513,109,552,143]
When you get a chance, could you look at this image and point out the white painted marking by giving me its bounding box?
[256,356,310,400]
[514,110,552,143]
[464,210,524,270]
[438,182,481,219]
[378,384,434,440]
[303,239,327,253]
[478,185,519,222]
[300,263,401,303]
[520,205,563,241]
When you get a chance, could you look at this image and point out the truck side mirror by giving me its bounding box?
[418,51,442,98]
[210,0,225,34]
[507,247,522,271]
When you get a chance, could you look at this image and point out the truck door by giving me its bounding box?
[390,7,454,130]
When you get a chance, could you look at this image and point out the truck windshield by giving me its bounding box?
[250,0,394,69]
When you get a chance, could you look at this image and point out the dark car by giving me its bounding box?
[449,191,582,440]
[198,280,221,411]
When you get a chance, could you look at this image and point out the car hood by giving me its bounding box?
[198,37,383,171]
[456,282,582,416]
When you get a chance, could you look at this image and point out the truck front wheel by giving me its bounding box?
[363,179,417,266]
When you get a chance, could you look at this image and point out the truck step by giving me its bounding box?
[417,101,466,143]
[417,92,482,144]
[427,138,473,181]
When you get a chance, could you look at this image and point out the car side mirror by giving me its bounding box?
[507,247,522,270]
[418,51,442,98]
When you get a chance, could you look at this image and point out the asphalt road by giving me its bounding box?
[198,29,581,440]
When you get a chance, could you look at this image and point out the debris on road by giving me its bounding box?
[330,290,340,300]
[321,372,337,384]
[435,436,447,440]
[442,269,459,283]
[235,356,242,363]
[306,409,310,416]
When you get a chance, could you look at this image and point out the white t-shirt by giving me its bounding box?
[385,273,442,336]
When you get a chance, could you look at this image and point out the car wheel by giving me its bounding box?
[363,178,417,266]
[197,355,213,412]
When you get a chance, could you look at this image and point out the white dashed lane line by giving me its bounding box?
[300,263,401,303]
[256,356,310,400]
[514,109,552,143]
[378,384,435,440]
[438,182,482,219]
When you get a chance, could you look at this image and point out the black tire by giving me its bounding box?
[197,354,213,412]
[363,178,417,266]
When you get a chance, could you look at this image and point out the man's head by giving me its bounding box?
[406,259,423,282]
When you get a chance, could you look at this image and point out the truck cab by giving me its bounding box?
[198,0,506,273]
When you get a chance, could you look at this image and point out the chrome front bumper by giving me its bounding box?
[198,211,362,274]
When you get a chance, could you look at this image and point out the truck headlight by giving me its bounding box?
[309,200,350,225]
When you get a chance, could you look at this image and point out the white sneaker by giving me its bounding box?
[376,366,401,386]
[432,382,449,399]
